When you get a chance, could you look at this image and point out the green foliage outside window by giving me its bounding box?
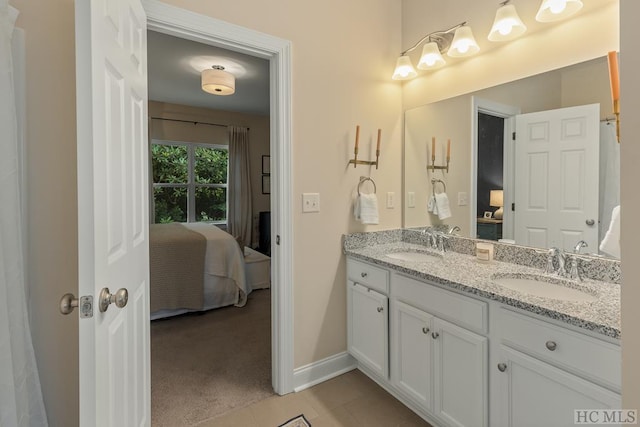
[151,143,228,223]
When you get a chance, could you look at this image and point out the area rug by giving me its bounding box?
[278,414,311,427]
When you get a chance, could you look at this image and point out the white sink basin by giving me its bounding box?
[492,274,597,303]
[385,251,440,262]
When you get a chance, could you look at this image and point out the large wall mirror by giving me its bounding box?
[404,56,620,259]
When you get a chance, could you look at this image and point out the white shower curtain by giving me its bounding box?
[0,3,48,426]
[599,122,620,244]
[227,126,253,250]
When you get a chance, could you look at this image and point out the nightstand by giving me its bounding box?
[477,218,503,241]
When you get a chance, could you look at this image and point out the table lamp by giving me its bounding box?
[490,189,504,219]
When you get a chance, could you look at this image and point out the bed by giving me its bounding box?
[149,222,270,320]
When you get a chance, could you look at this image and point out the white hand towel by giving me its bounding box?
[427,195,436,213]
[434,192,452,220]
[599,205,620,258]
[355,193,379,225]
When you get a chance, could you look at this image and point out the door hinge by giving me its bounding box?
[276,235,280,245]
[80,295,94,318]
[512,131,516,140]
[511,202,515,211]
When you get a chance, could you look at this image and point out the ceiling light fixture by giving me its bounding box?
[201,65,235,95]
[488,1,527,42]
[392,22,470,80]
[535,0,583,22]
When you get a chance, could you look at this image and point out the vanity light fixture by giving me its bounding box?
[392,22,467,80]
[201,65,235,96]
[447,24,480,57]
[535,0,583,23]
[488,1,527,42]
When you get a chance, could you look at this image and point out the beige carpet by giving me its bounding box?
[151,289,274,426]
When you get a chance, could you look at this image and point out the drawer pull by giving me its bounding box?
[432,332,439,339]
[545,341,557,351]
[422,327,430,334]
[377,307,384,313]
[361,272,368,278]
[497,363,507,372]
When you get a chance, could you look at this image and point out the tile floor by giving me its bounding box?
[196,369,433,427]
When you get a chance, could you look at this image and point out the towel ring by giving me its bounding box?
[358,177,377,195]
[431,178,446,193]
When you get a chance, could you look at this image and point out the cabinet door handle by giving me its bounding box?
[377,307,384,313]
[545,340,557,351]
[361,272,368,278]
[431,332,439,339]
[497,363,507,372]
[422,327,430,334]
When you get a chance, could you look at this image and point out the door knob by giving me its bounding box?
[586,219,595,226]
[59,293,79,315]
[432,332,439,339]
[497,363,508,372]
[99,287,129,313]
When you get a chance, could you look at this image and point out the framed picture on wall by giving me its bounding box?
[262,155,270,174]
[262,175,270,194]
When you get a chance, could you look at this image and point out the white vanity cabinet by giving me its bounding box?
[346,258,389,379]
[391,274,488,427]
[493,308,621,427]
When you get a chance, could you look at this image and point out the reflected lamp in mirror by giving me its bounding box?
[535,0,583,23]
[490,189,504,219]
[488,1,527,42]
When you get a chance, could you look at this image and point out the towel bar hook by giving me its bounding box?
[431,178,446,193]
[358,176,377,195]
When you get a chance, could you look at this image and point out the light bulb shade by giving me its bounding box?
[490,190,504,207]
[488,4,527,41]
[535,0,583,22]
[392,55,418,80]
[448,25,480,57]
[417,42,446,70]
[201,68,235,95]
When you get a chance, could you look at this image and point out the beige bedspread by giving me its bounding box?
[149,223,207,312]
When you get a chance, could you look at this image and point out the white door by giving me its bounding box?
[347,281,389,378]
[432,317,487,427]
[496,346,621,427]
[391,300,433,410]
[514,104,600,251]
[75,0,150,425]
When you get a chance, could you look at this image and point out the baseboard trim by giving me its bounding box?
[292,352,357,392]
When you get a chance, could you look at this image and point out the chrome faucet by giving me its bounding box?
[448,225,461,235]
[573,240,588,254]
[546,247,567,276]
[567,254,582,281]
[545,247,559,274]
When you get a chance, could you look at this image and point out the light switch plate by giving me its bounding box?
[386,192,395,209]
[302,193,320,212]
[458,192,468,206]
[408,192,416,208]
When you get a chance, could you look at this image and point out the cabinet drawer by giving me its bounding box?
[347,258,389,294]
[499,308,621,390]
[393,274,488,335]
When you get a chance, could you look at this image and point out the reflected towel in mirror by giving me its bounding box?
[599,205,620,258]
[434,193,452,220]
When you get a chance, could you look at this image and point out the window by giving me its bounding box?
[151,141,229,224]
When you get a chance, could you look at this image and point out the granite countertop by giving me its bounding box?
[345,241,621,339]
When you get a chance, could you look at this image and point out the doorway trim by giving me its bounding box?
[144,0,294,394]
[470,97,520,241]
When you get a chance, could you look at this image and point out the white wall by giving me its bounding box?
[620,0,640,411]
